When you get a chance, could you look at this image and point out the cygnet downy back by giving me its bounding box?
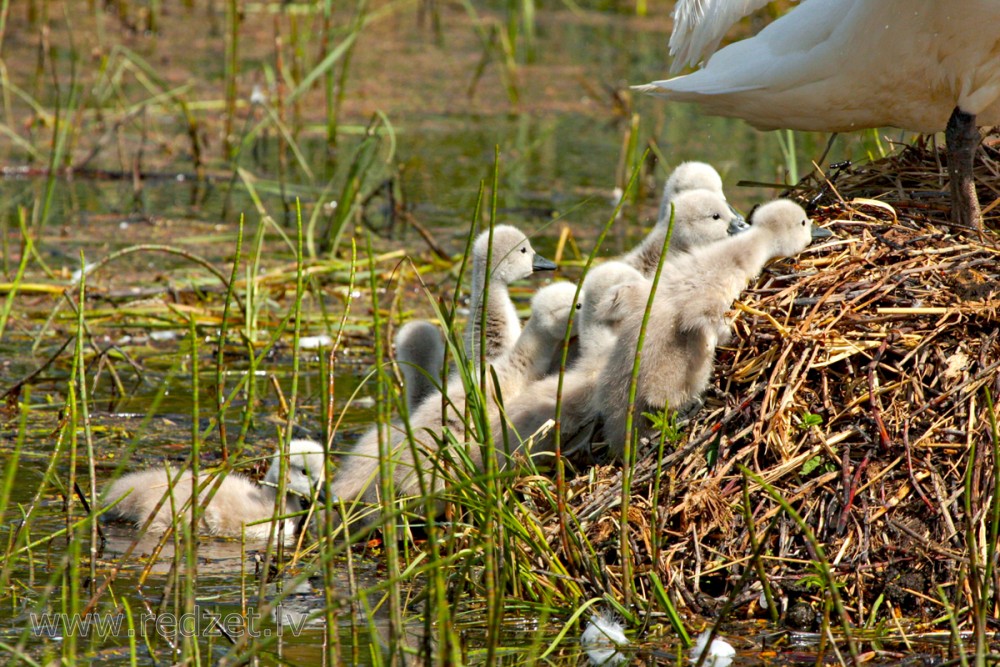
[395,320,446,413]
[102,439,326,542]
[330,281,578,519]
[493,262,648,464]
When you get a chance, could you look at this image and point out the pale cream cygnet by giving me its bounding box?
[623,189,748,278]
[466,225,557,365]
[395,320,446,413]
[101,439,326,541]
[493,261,647,463]
[330,281,578,518]
[657,161,727,224]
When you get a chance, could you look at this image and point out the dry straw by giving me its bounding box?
[526,136,1000,627]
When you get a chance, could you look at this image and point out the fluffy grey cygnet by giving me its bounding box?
[623,189,748,278]
[395,320,446,413]
[330,282,578,520]
[465,225,557,365]
[101,439,326,541]
[493,261,647,464]
[600,199,832,455]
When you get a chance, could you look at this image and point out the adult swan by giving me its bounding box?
[636,0,1000,230]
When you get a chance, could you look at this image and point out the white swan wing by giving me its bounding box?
[669,0,784,73]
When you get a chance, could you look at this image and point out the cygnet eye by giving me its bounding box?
[712,213,722,220]
[801,219,807,226]
[575,303,582,310]
[520,247,527,254]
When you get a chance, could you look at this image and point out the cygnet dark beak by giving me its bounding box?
[811,225,834,239]
[727,205,750,235]
[532,254,558,272]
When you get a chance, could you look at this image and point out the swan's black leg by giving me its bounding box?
[945,107,982,231]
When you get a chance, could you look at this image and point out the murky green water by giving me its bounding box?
[0,1,921,664]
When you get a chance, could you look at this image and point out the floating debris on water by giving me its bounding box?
[299,335,333,350]
[581,611,628,666]
[690,630,736,667]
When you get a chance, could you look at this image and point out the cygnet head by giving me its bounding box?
[748,199,832,259]
[663,161,724,202]
[526,281,580,340]
[262,439,326,502]
[663,189,747,252]
[660,162,747,236]
[473,225,556,285]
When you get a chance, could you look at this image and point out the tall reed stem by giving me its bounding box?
[620,158,670,607]
[224,0,239,158]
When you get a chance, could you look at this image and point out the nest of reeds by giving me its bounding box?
[527,137,1000,628]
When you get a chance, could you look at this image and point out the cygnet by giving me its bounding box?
[656,161,733,226]
[330,282,578,517]
[493,262,646,463]
[600,199,832,455]
[623,189,748,278]
[101,439,326,541]
[466,225,557,365]
[394,320,446,413]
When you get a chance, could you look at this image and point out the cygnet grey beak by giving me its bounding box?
[811,225,834,239]
[727,205,750,235]
[532,255,558,272]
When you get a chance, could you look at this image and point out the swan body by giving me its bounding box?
[331,282,578,514]
[101,440,326,541]
[647,0,1000,133]
[466,225,557,364]
[395,320,446,413]
[599,200,832,454]
[640,0,1000,227]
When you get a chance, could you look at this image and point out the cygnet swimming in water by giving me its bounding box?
[101,439,326,541]
[493,262,647,464]
[623,188,748,278]
[330,282,578,520]
[466,225,557,365]
[394,320,446,413]
[599,199,833,455]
